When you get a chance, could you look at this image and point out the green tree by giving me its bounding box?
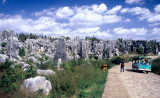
[111,57,122,64]
[0,60,24,94]
[18,33,29,42]
[136,47,144,55]
[1,42,7,47]
[19,47,25,56]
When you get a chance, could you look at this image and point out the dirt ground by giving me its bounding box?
[102,56,160,98]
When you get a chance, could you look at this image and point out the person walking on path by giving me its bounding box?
[120,59,125,72]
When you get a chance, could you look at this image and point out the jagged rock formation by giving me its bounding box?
[6,36,22,61]
[37,69,55,75]
[23,76,52,95]
[0,54,9,62]
[0,30,160,63]
[0,30,160,96]
[54,38,67,60]
[0,30,17,41]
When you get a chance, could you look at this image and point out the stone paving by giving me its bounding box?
[102,65,130,98]
[102,56,160,98]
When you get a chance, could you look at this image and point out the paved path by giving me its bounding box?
[102,65,130,98]
[102,56,160,98]
[120,62,160,98]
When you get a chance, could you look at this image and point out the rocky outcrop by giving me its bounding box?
[0,30,160,62]
[23,76,52,95]
[37,69,55,75]
[54,38,67,60]
[6,36,22,61]
[0,30,17,41]
[28,56,40,64]
[20,62,30,71]
[0,54,9,63]
[158,52,160,56]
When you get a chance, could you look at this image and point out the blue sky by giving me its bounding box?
[0,0,160,41]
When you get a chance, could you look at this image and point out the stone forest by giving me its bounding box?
[0,30,160,97]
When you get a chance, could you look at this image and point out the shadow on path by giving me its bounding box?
[125,69,146,74]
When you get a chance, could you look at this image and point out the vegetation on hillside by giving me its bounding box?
[0,59,37,95]
[152,57,160,75]
[46,59,111,98]
[0,52,149,97]
[0,57,113,97]
[19,47,25,57]
[136,47,144,56]
[85,36,100,43]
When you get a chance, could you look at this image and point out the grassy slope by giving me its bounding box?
[0,54,134,98]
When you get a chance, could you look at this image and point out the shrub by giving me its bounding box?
[78,90,87,98]
[89,54,95,59]
[87,85,103,98]
[39,61,51,70]
[136,47,144,55]
[45,56,48,60]
[19,47,25,56]
[152,57,160,75]
[37,58,57,70]
[1,42,7,47]
[0,61,25,94]
[26,59,35,66]
[0,69,18,94]
[25,66,37,78]
[46,59,110,97]
[61,59,84,70]
[1,48,6,54]
[0,59,13,72]
[52,60,58,67]
[111,57,122,64]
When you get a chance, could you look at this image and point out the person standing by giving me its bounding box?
[120,59,125,72]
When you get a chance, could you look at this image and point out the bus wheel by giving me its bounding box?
[146,71,148,74]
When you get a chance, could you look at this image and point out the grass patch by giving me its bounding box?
[45,59,111,98]
[0,58,116,98]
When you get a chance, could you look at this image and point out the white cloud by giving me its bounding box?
[121,8,129,13]
[0,13,114,38]
[0,15,71,36]
[147,14,160,23]
[70,12,103,27]
[125,19,131,22]
[34,8,55,16]
[122,5,160,23]
[125,0,144,5]
[70,12,121,27]
[92,3,107,13]
[3,3,155,40]
[56,7,74,18]
[149,23,160,27]
[1,3,120,38]
[103,15,122,23]
[75,27,100,34]
[106,5,122,14]
[113,27,148,40]
[151,28,160,35]
[95,30,112,38]
[129,7,153,20]
[113,27,148,35]
[149,28,160,41]
[72,28,112,38]
[70,3,122,27]
[154,4,160,13]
